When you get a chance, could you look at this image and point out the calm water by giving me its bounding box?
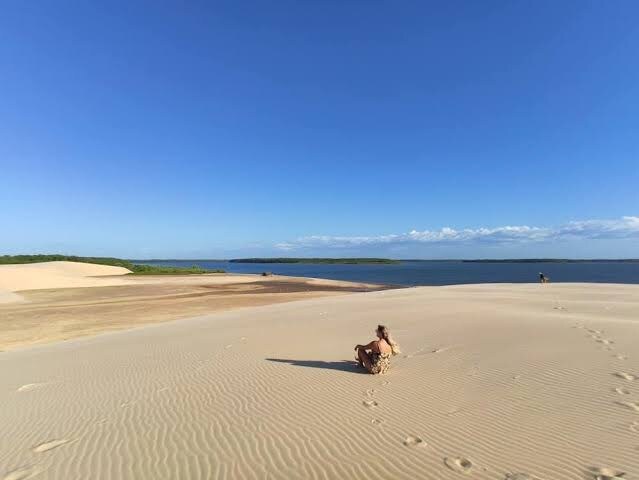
[135,260,639,287]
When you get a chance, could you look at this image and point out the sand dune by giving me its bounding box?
[0,261,134,292]
[0,261,376,296]
[0,261,275,296]
[0,262,384,350]
[1,283,638,479]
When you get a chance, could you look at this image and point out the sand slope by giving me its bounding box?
[0,275,383,351]
[0,283,638,479]
[0,261,133,292]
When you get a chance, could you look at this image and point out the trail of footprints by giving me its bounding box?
[586,328,616,350]
[574,322,635,479]
[360,366,531,478]
[366,322,637,478]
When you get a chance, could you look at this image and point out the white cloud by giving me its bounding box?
[276,216,639,250]
[558,216,639,239]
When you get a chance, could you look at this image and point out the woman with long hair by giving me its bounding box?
[354,324,400,374]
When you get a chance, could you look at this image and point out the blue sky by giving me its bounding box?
[1,1,638,259]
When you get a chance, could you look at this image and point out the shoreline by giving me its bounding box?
[0,262,391,351]
[125,260,639,288]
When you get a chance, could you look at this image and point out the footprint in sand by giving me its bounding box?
[629,421,639,432]
[596,339,614,345]
[371,418,384,426]
[17,383,46,393]
[614,387,631,395]
[2,465,43,480]
[588,329,603,335]
[505,474,542,480]
[613,372,636,381]
[614,354,628,360]
[588,467,626,479]
[362,399,378,408]
[403,436,427,448]
[225,344,233,349]
[32,439,71,453]
[617,401,639,412]
[444,457,474,474]
[381,380,390,386]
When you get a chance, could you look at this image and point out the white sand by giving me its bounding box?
[0,261,134,292]
[0,262,383,350]
[0,290,24,304]
[1,283,638,479]
[0,261,372,298]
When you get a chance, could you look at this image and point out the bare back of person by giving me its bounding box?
[354,325,399,374]
[374,338,392,355]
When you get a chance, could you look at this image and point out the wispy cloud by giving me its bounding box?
[275,216,639,250]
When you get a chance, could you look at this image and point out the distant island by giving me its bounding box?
[229,258,400,264]
[0,255,225,275]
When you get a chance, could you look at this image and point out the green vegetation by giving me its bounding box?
[125,264,221,275]
[0,255,224,274]
[229,257,399,264]
[0,254,132,267]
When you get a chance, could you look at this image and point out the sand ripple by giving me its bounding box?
[0,284,638,479]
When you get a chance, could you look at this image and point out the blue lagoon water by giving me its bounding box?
[134,260,639,287]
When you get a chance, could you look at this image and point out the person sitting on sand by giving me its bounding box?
[354,324,400,374]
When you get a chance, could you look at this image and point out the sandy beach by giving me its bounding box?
[1,266,638,479]
[0,261,384,351]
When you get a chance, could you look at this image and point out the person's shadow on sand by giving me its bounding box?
[266,358,365,374]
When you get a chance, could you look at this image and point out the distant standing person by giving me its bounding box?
[539,272,549,283]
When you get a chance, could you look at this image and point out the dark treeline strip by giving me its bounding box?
[229,258,399,264]
[0,255,224,274]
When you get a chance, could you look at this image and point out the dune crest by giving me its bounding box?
[0,261,132,292]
